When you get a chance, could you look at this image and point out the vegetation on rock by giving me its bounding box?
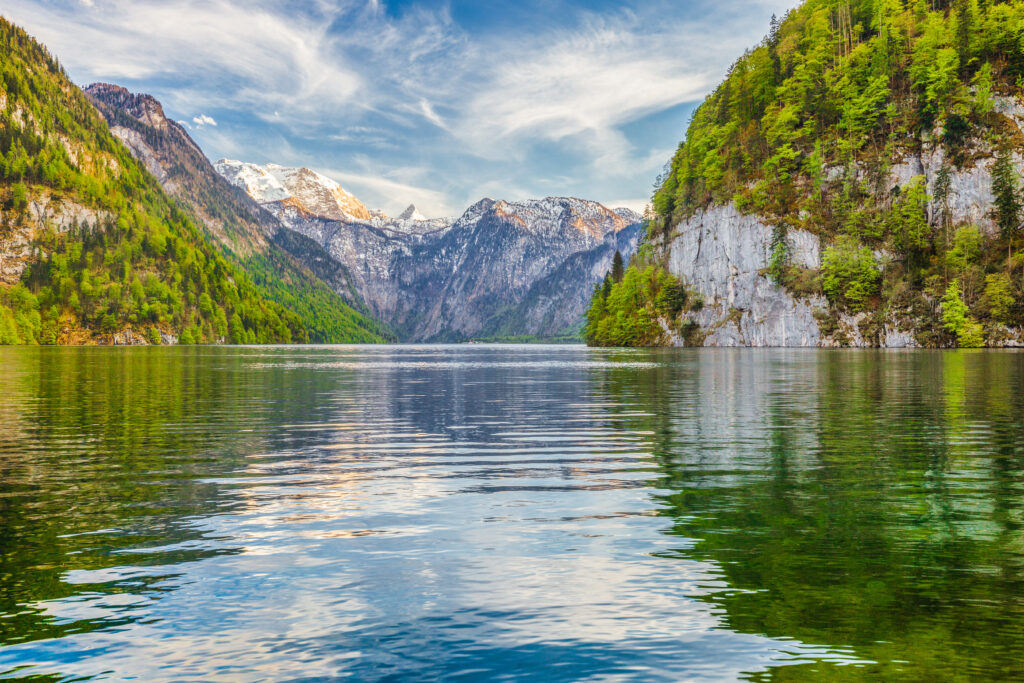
[585,243,698,346]
[602,0,1024,347]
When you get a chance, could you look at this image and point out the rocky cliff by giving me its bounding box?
[608,0,1024,349]
[218,160,643,341]
[652,104,1024,348]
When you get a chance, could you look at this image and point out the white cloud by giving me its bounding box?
[604,198,650,214]
[2,0,795,213]
[317,167,455,219]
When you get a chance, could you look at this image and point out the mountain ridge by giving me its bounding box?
[218,159,643,341]
[83,83,394,343]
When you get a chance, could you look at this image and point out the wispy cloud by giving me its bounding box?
[318,167,455,218]
[2,0,795,214]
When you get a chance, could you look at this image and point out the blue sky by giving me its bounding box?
[4,0,796,217]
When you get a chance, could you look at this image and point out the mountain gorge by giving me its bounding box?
[217,160,642,341]
[0,17,642,345]
[589,0,1024,348]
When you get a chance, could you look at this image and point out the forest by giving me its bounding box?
[0,17,305,344]
[593,0,1024,347]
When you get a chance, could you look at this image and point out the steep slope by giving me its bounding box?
[84,83,392,343]
[592,0,1024,348]
[217,159,643,341]
[0,18,302,345]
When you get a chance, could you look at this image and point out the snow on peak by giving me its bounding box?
[398,204,428,221]
[213,159,371,221]
[214,159,290,203]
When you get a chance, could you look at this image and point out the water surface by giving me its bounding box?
[1,345,1023,680]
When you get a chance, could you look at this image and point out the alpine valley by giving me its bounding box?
[0,18,641,345]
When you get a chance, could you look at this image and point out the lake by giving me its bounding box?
[1,345,1023,681]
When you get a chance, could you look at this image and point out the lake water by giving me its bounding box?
[1,345,1023,681]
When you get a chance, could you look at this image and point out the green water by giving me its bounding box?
[0,346,1023,680]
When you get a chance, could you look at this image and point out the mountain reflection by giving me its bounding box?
[2,347,1024,680]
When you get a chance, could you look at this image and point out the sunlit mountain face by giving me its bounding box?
[0,0,792,217]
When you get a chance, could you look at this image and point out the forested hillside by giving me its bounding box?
[85,83,393,344]
[592,0,1024,347]
[0,17,306,344]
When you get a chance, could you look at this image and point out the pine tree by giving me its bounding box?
[991,143,1021,239]
[611,250,625,283]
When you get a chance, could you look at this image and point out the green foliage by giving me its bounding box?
[611,250,625,283]
[945,224,983,273]
[0,17,304,345]
[586,264,689,347]
[982,273,1015,324]
[991,143,1022,238]
[768,224,790,284]
[942,279,985,347]
[821,236,880,311]
[0,284,41,344]
[888,176,931,259]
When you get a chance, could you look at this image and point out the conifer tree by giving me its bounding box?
[991,144,1021,239]
[611,251,624,283]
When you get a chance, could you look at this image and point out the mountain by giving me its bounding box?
[83,83,392,343]
[398,205,428,222]
[589,0,1024,348]
[0,17,305,345]
[217,159,643,341]
[215,159,372,222]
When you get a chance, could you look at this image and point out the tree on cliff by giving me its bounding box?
[611,251,624,283]
[991,144,1021,239]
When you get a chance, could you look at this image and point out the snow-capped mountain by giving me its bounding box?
[85,84,389,342]
[217,157,644,341]
[215,160,372,222]
[398,204,428,221]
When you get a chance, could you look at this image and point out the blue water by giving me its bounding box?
[2,345,1023,680]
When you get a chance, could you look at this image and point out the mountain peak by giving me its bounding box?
[398,204,428,221]
[85,82,168,131]
[215,161,372,221]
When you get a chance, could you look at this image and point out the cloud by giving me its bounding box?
[317,167,456,219]
[2,0,364,118]
[461,26,709,147]
[2,0,794,214]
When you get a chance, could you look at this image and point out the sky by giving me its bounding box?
[3,0,796,217]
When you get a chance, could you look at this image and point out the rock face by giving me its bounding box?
[659,204,929,348]
[218,160,645,341]
[1,192,111,284]
[653,94,1024,348]
[85,83,277,254]
[662,204,827,347]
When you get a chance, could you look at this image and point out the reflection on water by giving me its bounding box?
[1,346,1023,680]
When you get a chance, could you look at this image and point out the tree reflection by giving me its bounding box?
[594,350,1024,680]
